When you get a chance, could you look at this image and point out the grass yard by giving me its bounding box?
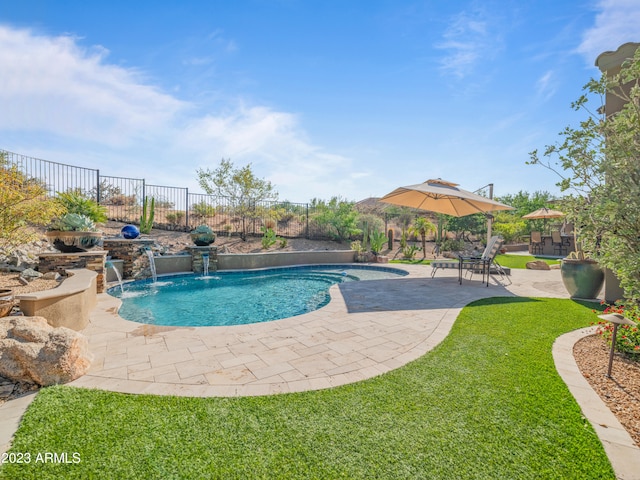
[496,254,561,269]
[389,258,431,265]
[391,254,559,268]
[0,298,613,479]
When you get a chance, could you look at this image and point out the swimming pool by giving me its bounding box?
[109,265,408,327]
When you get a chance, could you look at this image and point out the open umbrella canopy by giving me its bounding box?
[379,179,514,217]
[522,207,565,220]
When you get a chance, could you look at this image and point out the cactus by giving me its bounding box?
[362,220,369,251]
[388,228,394,250]
[48,213,97,232]
[140,196,155,234]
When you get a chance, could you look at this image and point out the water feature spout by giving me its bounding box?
[202,253,210,277]
[106,260,124,294]
[144,247,158,283]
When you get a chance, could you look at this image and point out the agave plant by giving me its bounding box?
[191,224,213,234]
[48,213,98,232]
[190,224,215,246]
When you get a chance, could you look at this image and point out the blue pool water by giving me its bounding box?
[109,265,407,327]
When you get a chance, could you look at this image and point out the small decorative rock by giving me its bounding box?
[526,260,551,270]
[0,316,93,386]
[42,271,61,281]
[19,267,43,282]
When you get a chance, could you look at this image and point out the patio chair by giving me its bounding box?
[530,231,544,255]
[551,230,567,256]
[463,236,510,287]
[431,236,501,285]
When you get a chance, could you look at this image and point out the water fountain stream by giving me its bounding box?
[202,253,210,277]
[106,260,124,294]
[144,247,158,283]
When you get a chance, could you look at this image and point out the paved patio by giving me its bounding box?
[69,265,567,397]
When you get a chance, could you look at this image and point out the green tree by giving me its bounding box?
[445,214,485,242]
[409,217,436,259]
[197,159,278,240]
[0,155,65,252]
[495,191,555,235]
[310,197,360,242]
[529,46,640,304]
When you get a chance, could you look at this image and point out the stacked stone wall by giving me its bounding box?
[38,251,107,293]
[187,246,218,274]
[103,239,155,279]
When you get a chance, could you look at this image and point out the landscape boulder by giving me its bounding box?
[526,260,551,271]
[0,316,93,386]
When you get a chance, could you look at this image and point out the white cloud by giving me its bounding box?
[435,9,497,79]
[0,25,363,201]
[578,0,640,63]
[0,25,186,146]
[535,70,557,101]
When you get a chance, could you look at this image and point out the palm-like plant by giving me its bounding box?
[409,217,436,259]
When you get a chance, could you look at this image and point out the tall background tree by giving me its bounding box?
[529,47,640,304]
[197,159,278,240]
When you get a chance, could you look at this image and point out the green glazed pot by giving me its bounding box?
[560,258,604,299]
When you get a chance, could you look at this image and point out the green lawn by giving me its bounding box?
[0,298,613,479]
[391,254,559,268]
[496,254,561,269]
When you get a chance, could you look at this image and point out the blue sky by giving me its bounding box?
[1,0,639,202]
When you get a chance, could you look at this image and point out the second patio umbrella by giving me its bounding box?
[522,207,565,234]
[522,207,565,220]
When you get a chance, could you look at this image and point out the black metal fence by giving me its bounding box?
[2,149,370,240]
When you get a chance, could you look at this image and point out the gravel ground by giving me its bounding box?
[574,335,640,446]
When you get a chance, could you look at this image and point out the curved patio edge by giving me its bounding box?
[553,327,640,480]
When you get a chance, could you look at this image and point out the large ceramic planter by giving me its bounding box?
[0,288,13,317]
[46,231,102,253]
[190,232,216,246]
[560,258,604,299]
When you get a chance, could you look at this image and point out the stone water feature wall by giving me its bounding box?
[187,246,218,274]
[103,238,155,279]
[38,251,108,293]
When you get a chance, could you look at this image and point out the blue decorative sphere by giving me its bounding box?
[121,224,140,239]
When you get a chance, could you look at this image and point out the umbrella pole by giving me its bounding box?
[486,184,493,240]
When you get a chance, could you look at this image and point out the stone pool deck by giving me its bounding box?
[2,265,639,478]
[71,266,565,397]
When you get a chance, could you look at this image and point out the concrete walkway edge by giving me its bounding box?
[553,327,640,480]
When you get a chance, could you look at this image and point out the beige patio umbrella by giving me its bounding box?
[522,207,565,234]
[522,207,565,220]
[379,178,514,238]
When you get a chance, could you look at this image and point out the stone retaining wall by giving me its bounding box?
[103,238,155,279]
[217,250,355,270]
[187,246,218,274]
[38,251,107,293]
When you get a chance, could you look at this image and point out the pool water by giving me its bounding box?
[110,265,407,327]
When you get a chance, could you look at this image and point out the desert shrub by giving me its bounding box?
[55,190,108,223]
[192,201,216,218]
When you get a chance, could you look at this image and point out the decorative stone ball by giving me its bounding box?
[121,224,140,239]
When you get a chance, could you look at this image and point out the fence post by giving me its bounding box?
[306,203,310,239]
[96,169,101,203]
[185,188,189,230]
[142,180,146,206]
